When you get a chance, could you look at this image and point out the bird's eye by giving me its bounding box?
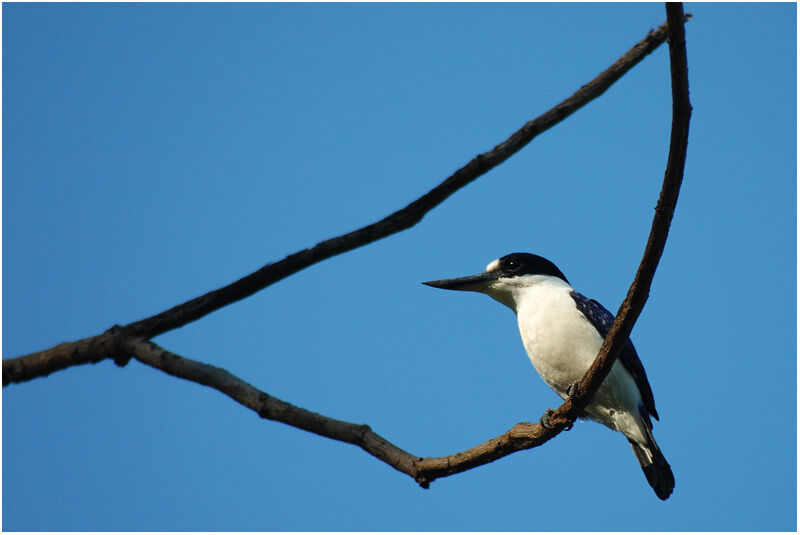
[506,259,521,272]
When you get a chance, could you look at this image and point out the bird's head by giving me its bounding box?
[423,252,570,311]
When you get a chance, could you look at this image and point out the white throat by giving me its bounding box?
[483,274,572,312]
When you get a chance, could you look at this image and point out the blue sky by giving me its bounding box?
[3,3,796,531]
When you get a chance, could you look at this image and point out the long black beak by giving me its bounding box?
[422,271,499,292]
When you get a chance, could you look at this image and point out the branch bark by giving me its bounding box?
[125,339,421,477]
[3,5,690,491]
[117,339,578,485]
[410,5,691,485]
[4,17,679,386]
[120,17,677,342]
[132,4,690,487]
[531,2,692,432]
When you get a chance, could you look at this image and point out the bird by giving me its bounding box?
[423,252,674,500]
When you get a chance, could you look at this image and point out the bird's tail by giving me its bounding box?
[629,427,674,501]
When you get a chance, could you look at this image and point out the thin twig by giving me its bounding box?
[3,18,679,386]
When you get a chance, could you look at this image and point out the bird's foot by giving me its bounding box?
[567,381,593,404]
[566,382,579,399]
[539,409,573,431]
[539,409,555,429]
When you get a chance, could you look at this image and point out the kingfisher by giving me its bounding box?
[423,252,674,500]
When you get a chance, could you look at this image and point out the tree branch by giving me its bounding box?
[4,6,690,490]
[2,329,126,385]
[121,19,677,342]
[134,4,690,487]
[7,17,692,389]
[125,338,422,479]
[415,2,692,484]
[4,18,680,386]
[120,338,576,485]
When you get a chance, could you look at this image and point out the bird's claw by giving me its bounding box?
[540,409,573,431]
[567,381,593,405]
[566,382,580,399]
[539,409,572,431]
[539,409,555,429]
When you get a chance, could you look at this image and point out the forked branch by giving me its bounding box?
[4,3,690,491]
[5,16,681,385]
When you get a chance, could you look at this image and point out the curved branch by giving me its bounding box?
[5,6,691,489]
[123,338,556,486]
[414,2,691,484]
[122,19,676,341]
[4,17,679,386]
[137,4,690,487]
[125,339,422,478]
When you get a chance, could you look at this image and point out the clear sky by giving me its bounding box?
[3,2,796,531]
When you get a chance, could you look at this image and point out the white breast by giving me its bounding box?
[513,278,599,394]
[501,276,647,443]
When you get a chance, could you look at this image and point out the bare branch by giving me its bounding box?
[5,8,690,488]
[122,19,677,341]
[3,18,680,386]
[121,339,574,486]
[414,2,692,485]
[2,328,128,385]
[125,338,422,479]
[542,1,692,429]
[5,9,690,496]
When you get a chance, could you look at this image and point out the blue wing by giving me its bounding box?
[569,291,659,421]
